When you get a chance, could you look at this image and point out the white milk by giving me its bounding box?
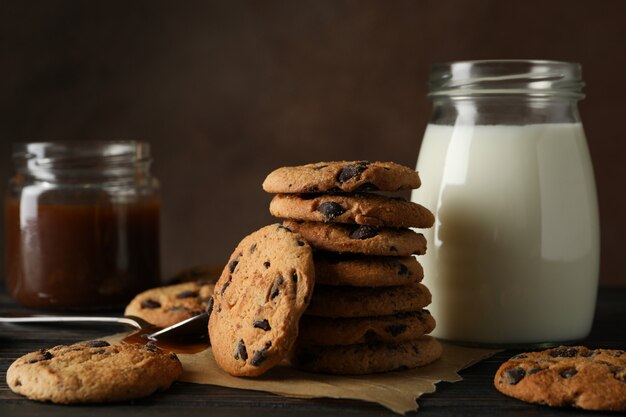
[412,123,600,345]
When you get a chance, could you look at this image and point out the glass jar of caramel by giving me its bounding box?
[4,141,161,309]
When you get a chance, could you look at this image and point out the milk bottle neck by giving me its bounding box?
[427,60,584,126]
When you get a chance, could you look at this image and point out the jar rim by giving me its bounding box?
[12,140,152,181]
[428,59,584,99]
[13,140,149,159]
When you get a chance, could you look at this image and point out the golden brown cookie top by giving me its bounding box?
[494,346,626,412]
[6,341,182,404]
[208,223,315,377]
[263,161,421,194]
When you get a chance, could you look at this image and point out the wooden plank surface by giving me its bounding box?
[1,288,624,417]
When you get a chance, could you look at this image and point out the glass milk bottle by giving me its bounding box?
[411,60,600,346]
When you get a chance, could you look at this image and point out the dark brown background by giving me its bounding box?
[1,0,625,287]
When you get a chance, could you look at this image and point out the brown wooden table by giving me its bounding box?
[1,288,624,416]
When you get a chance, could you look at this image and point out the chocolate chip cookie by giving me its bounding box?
[305,282,431,318]
[208,224,315,377]
[292,335,442,375]
[125,280,215,328]
[167,264,223,285]
[6,341,182,404]
[314,252,423,287]
[269,193,434,228]
[263,161,421,193]
[282,220,427,257]
[494,346,626,411]
[298,310,435,346]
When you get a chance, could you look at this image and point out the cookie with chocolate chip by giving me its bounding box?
[314,252,423,287]
[125,280,215,328]
[292,335,441,375]
[263,161,421,194]
[494,346,626,411]
[208,224,315,377]
[269,193,434,228]
[167,264,223,285]
[298,310,435,346]
[282,220,427,257]
[305,282,431,318]
[6,341,182,404]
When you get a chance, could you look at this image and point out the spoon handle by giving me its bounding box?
[0,315,142,329]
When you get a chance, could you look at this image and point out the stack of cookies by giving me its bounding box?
[263,161,441,374]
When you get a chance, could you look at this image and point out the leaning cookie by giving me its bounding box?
[494,346,626,412]
[292,336,442,375]
[298,310,436,346]
[305,283,431,318]
[283,220,427,257]
[270,193,434,228]
[208,224,315,377]
[263,161,421,193]
[6,341,182,404]
[125,280,215,328]
[314,252,423,287]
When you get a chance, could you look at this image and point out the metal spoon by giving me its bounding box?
[0,312,209,340]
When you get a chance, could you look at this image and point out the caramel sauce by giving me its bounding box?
[123,328,210,354]
[5,198,160,309]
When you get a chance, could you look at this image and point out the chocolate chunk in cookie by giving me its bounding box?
[316,201,346,222]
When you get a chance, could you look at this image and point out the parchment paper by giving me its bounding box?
[105,333,498,414]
